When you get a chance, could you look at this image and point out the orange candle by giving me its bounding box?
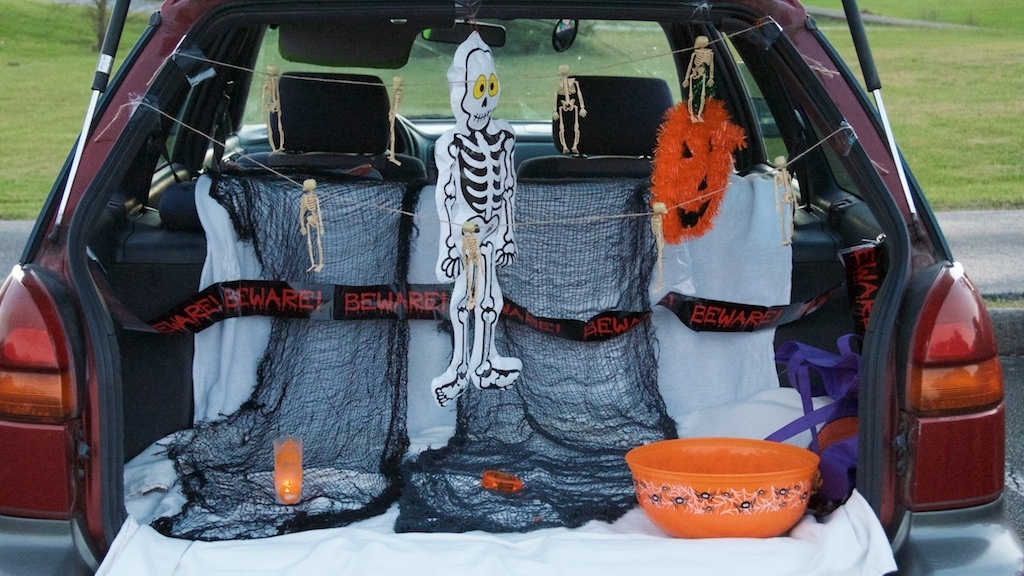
[481,470,523,493]
[274,435,303,505]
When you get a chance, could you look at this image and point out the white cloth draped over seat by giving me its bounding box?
[652,172,794,424]
[191,176,272,422]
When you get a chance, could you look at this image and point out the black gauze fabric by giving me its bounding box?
[396,179,676,533]
[152,172,416,540]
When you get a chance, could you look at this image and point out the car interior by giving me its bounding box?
[79,7,886,521]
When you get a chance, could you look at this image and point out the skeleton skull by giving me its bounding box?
[448,32,500,131]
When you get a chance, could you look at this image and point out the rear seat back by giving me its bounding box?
[161,72,426,231]
[517,75,673,179]
[261,71,426,181]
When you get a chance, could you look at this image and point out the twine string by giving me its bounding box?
[108,100,854,231]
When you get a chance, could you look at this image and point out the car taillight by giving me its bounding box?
[908,263,1002,414]
[0,267,78,518]
[0,268,76,422]
[903,262,1004,511]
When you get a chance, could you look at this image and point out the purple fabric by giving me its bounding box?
[766,335,860,502]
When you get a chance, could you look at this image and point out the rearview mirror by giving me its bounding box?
[552,19,578,52]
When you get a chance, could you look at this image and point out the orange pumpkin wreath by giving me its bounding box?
[651,98,746,243]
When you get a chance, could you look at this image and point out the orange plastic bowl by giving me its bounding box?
[625,437,820,538]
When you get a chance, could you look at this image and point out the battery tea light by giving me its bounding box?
[274,435,303,505]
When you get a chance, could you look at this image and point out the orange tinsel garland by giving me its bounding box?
[650,98,747,243]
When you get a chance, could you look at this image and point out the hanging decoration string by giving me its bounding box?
[802,54,840,79]
[122,101,415,220]
[580,21,767,75]
[103,98,854,235]
[455,0,483,24]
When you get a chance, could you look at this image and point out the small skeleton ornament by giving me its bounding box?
[298,179,325,272]
[264,66,285,152]
[554,64,587,154]
[432,32,521,407]
[388,76,405,165]
[773,156,796,246]
[682,36,715,123]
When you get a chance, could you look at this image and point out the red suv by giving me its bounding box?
[1,0,1020,574]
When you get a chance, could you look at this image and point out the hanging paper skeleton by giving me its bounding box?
[432,31,521,407]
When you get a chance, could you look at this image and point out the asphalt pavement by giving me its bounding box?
[1002,355,1024,536]
[53,0,163,11]
[935,210,1024,356]
[0,220,33,279]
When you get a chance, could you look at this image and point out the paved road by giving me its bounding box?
[52,0,163,11]
[936,210,1024,298]
[0,221,33,278]
[1003,356,1024,537]
[805,6,976,30]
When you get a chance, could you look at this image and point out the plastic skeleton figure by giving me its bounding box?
[432,32,521,407]
[682,35,715,122]
[554,64,587,154]
[388,76,404,166]
[299,179,325,272]
[773,156,796,246]
[264,66,285,152]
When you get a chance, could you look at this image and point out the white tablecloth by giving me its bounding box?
[98,490,896,576]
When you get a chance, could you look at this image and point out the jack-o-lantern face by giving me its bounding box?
[651,98,747,243]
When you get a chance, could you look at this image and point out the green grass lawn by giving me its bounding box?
[811,0,1024,28]
[811,1,1024,210]
[0,0,1021,218]
[0,0,148,218]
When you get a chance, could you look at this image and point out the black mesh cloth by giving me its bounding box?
[396,179,676,533]
[152,171,419,540]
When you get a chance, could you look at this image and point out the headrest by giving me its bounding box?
[271,72,390,155]
[552,76,674,157]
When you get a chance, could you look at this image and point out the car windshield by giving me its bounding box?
[244,19,681,124]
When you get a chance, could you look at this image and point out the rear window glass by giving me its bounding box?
[244,20,680,124]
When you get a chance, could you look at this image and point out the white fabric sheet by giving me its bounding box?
[675,387,830,446]
[191,176,272,423]
[406,185,458,440]
[99,490,895,576]
[119,387,826,528]
[652,172,793,421]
